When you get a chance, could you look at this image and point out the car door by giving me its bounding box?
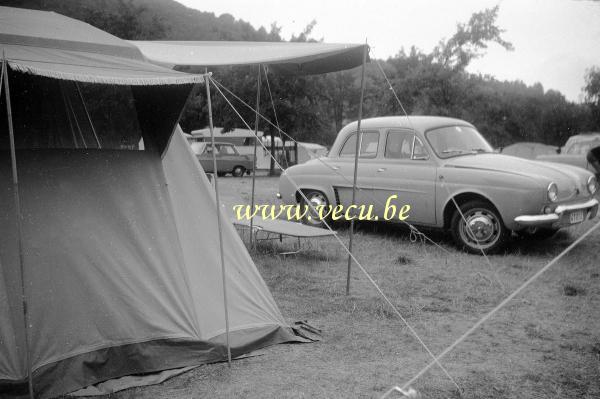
[198,144,217,173]
[216,144,237,171]
[369,129,437,225]
[326,130,381,209]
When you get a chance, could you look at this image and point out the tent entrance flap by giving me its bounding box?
[0,70,195,155]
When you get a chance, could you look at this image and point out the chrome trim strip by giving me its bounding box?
[514,214,559,225]
[555,198,598,214]
[514,198,598,226]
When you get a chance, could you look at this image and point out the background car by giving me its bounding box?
[195,142,254,177]
[278,116,598,254]
[500,142,558,159]
[536,132,600,176]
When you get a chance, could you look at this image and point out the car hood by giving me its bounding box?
[443,153,591,200]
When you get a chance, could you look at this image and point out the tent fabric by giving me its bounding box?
[0,6,203,85]
[0,69,194,156]
[68,365,200,396]
[0,131,301,399]
[130,40,369,74]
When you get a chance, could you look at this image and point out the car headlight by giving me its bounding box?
[588,176,598,195]
[547,182,558,202]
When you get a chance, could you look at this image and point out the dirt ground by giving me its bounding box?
[112,175,600,399]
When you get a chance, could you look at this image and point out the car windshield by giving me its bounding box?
[425,125,493,158]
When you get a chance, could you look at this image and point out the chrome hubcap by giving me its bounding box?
[459,209,500,249]
[305,193,327,225]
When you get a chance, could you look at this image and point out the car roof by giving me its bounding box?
[564,133,600,145]
[341,116,474,133]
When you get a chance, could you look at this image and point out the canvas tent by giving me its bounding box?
[131,40,368,74]
[1,6,302,398]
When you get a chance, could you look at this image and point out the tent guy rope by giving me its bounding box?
[204,73,232,366]
[390,217,600,395]
[262,65,288,168]
[2,56,35,399]
[371,52,600,397]
[208,77,452,255]
[372,57,497,267]
[208,76,462,392]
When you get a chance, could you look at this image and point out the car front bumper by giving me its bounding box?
[514,198,599,228]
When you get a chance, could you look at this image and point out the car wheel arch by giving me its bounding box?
[232,165,246,177]
[295,188,333,205]
[442,191,503,229]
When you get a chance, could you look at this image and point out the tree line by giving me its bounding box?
[8,0,600,150]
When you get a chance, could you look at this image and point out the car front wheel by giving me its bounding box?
[232,166,245,177]
[299,190,329,228]
[450,200,508,254]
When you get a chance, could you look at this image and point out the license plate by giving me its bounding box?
[569,210,585,224]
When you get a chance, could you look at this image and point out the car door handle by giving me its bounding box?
[377,168,386,172]
[331,165,340,171]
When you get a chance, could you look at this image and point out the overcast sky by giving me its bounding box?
[177,0,600,102]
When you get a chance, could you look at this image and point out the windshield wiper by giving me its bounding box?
[442,149,467,154]
[469,148,490,153]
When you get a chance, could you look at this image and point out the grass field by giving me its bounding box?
[113,175,600,399]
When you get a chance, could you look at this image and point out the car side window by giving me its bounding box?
[219,145,235,155]
[385,130,413,159]
[204,145,219,155]
[412,137,429,160]
[385,130,429,160]
[339,131,380,158]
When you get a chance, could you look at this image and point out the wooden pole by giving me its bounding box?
[204,72,232,366]
[346,44,369,296]
[249,65,261,248]
[3,57,35,398]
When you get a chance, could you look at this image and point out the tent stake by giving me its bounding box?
[346,43,369,296]
[3,58,35,398]
[249,65,261,248]
[204,72,232,366]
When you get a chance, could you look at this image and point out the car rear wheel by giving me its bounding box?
[232,166,245,177]
[299,190,329,228]
[450,200,508,254]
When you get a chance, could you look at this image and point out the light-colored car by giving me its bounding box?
[194,142,253,177]
[536,133,600,175]
[500,142,558,160]
[278,116,599,253]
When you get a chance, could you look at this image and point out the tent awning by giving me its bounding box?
[129,41,369,75]
[0,6,203,85]
[3,43,205,85]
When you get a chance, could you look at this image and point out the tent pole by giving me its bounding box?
[204,72,232,366]
[249,65,261,248]
[346,43,368,296]
[2,58,35,398]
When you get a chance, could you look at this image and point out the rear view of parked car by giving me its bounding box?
[278,116,598,254]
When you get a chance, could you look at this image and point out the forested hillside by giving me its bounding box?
[4,0,600,149]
